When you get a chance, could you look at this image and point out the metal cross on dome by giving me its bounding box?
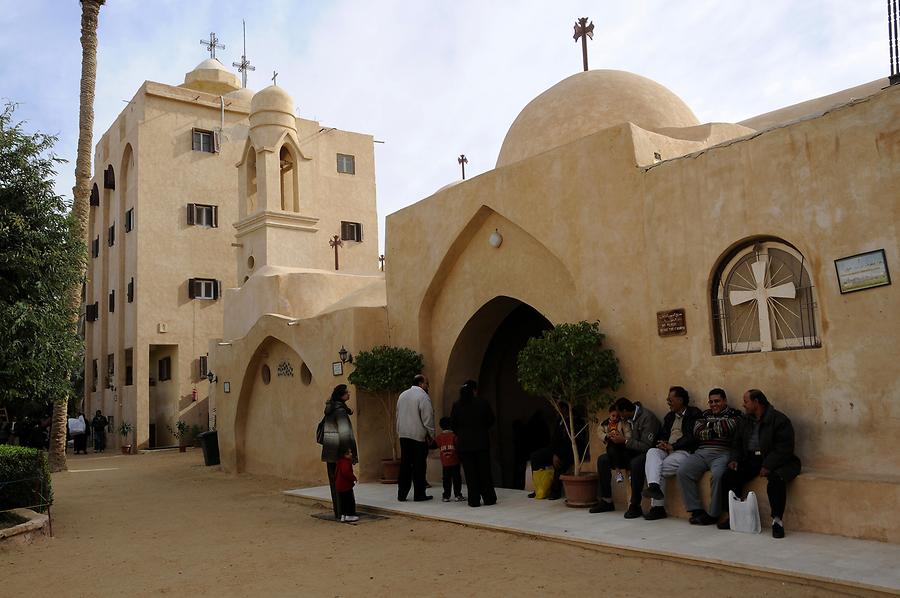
[201,32,225,60]
[728,255,797,352]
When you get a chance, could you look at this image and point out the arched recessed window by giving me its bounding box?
[712,240,820,355]
[279,144,298,212]
[245,148,258,213]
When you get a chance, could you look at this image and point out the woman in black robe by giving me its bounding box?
[451,380,497,507]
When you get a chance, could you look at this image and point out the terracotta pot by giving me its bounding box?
[178,445,187,453]
[380,458,400,484]
[560,473,599,508]
[120,445,131,455]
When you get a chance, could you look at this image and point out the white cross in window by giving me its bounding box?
[728,257,796,352]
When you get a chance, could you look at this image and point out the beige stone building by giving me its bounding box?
[84,58,379,450]
[210,69,899,543]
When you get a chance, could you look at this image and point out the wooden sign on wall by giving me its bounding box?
[657,309,687,337]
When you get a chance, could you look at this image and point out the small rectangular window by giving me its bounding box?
[188,277,220,300]
[336,153,355,175]
[107,353,115,381]
[192,129,215,153]
[127,278,134,303]
[91,359,98,392]
[103,166,115,190]
[199,355,209,379]
[108,290,115,313]
[125,208,134,232]
[187,203,218,227]
[90,185,100,206]
[108,223,115,247]
[125,348,134,386]
[92,237,99,258]
[86,302,99,322]
[158,356,172,381]
[340,221,363,242]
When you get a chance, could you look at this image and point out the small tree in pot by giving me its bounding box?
[167,420,188,452]
[517,321,622,507]
[348,345,424,482]
[118,421,134,455]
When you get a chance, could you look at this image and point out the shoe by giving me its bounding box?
[398,497,407,502]
[624,504,644,519]
[717,518,731,530]
[772,522,785,538]
[442,497,450,502]
[527,492,536,498]
[644,506,668,520]
[455,495,466,502]
[641,483,664,500]
[615,472,625,483]
[589,501,615,514]
[689,511,718,526]
[413,495,433,502]
[483,499,497,506]
[343,515,359,523]
[547,493,561,501]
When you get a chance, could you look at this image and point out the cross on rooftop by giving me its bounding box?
[573,17,594,72]
[232,20,256,88]
[271,70,278,85]
[201,32,225,60]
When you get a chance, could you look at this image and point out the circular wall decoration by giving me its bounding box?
[300,362,312,386]
[261,364,271,385]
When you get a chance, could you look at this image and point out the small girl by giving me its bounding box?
[599,405,633,483]
[335,447,359,523]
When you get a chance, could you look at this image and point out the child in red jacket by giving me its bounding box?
[436,417,465,502]
[335,447,359,523]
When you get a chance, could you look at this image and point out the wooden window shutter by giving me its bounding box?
[187,203,196,225]
[355,223,363,242]
[191,129,200,151]
[108,224,115,247]
[211,205,219,228]
[104,166,115,190]
[340,221,350,240]
[188,278,197,299]
[90,185,100,206]
[213,280,221,300]
[92,237,99,258]
[213,130,221,153]
[127,278,134,303]
[108,290,115,313]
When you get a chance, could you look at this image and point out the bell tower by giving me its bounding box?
[234,85,319,282]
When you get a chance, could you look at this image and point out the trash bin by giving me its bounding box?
[198,430,220,466]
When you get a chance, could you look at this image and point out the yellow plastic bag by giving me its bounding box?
[532,467,554,499]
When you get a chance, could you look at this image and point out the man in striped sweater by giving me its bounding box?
[676,388,742,525]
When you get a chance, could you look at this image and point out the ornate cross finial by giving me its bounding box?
[201,32,225,60]
[271,70,279,85]
[573,17,594,72]
[329,235,343,270]
[458,154,468,180]
[232,20,256,88]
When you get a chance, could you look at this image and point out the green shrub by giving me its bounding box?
[0,445,53,513]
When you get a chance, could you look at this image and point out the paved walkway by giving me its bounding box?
[285,483,900,595]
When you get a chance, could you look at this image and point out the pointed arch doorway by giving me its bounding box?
[443,296,555,489]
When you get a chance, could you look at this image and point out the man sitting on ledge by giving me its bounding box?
[590,397,660,518]
[675,387,742,525]
[718,389,801,539]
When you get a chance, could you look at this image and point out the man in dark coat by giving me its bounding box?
[719,389,801,538]
[320,384,358,520]
[590,397,661,517]
[451,379,497,507]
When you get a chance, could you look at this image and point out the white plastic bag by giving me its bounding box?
[728,489,761,534]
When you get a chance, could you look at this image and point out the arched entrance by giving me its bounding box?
[444,297,554,489]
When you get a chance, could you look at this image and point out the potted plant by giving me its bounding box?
[167,420,188,452]
[347,345,424,483]
[118,421,134,455]
[517,321,622,507]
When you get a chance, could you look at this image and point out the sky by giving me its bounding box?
[0,1,889,250]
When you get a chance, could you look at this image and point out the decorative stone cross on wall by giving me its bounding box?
[329,235,343,271]
[728,256,796,352]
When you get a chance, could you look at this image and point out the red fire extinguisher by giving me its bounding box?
[192,387,198,402]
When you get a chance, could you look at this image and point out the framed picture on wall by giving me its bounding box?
[332,362,343,376]
[834,249,891,294]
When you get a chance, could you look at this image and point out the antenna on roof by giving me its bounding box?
[889,0,899,85]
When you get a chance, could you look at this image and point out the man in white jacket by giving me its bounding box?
[396,374,435,501]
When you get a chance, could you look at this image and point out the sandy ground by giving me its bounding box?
[1,450,847,598]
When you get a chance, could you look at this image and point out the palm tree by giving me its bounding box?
[49,0,105,473]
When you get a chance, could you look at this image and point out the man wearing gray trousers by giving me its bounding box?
[676,388,742,525]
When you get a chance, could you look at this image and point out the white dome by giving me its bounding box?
[182,58,241,94]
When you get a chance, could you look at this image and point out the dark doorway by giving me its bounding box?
[477,303,554,488]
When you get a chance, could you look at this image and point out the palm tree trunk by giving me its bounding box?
[49,0,105,473]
